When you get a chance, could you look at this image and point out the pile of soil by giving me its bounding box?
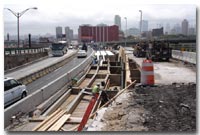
[102,83,196,132]
[102,91,147,131]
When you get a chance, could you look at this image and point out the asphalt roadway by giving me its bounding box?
[27,48,92,94]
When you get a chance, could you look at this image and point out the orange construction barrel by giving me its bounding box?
[141,59,154,85]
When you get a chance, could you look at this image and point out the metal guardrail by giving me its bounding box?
[4,47,47,55]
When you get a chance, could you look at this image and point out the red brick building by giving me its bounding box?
[78,25,119,42]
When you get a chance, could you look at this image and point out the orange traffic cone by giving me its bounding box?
[141,59,154,85]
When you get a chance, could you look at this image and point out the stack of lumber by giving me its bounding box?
[32,108,70,131]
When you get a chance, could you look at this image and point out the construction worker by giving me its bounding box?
[92,55,97,65]
[92,83,100,98]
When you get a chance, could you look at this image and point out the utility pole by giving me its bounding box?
[124,17,127,47]
[139,10,143,36]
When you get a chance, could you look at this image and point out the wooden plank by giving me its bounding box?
[83,91,92,95]
[66,117,82,124]
[38,110,66,131]
[36,110,64,131]
[32,108,61,131]
[125,55,132,87]
[105,79,110,89]
[42,89,71,116]
[66,89,85,114]
[29,117,46,122]
[48,114,71,131]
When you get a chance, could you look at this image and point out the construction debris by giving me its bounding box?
[101,83,196,131]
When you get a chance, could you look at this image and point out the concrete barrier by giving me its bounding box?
[4,51,94,128]
[18,51,77,85]
[4,56,49,74]
[172,50,196,64]
[36,86,68,114]
[42,89,72,116]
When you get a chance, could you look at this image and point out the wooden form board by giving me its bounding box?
[32,108,62,131]
[66,117,82,124]
[32,108,69,131]
[38,110,66,131]
[125,54,132,86]
[48,114,71,131]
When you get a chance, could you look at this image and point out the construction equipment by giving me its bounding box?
[133,42,148,57]
[147,41,172,61]
[133,41,172,61]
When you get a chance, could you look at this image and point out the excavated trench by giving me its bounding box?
[7,54,124,131]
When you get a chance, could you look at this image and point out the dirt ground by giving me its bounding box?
[101,83,196,132]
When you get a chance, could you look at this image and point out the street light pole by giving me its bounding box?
[5,7,38,48]
[124,17,127,47]
[139,10,142,36]
[17,13,20,47]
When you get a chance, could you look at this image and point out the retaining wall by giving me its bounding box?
[5,52,48,70]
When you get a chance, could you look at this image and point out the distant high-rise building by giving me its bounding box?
[114,15,121,31]
[141,20,148,32]
[56,26,62,39]
[65,27,74,41]
[182,19,189,35]
[65,27,70,40]
[69,29,73,40]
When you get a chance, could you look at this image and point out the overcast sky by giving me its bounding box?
[3,0,196,36]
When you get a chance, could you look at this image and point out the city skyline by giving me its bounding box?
[4,2,196,36]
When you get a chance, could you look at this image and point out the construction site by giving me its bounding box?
[4,45,196,132]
